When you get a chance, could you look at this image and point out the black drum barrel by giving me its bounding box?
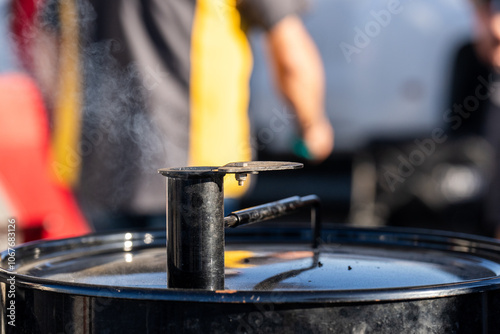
[2,227,500,333]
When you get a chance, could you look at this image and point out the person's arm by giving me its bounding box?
[265,15,334,162]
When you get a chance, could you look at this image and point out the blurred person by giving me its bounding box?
[473,0,500,238]
[0,0,91,243]
[474,0,500,66]
[27,0,333,231]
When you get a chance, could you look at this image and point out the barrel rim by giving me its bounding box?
[2,226,500,304]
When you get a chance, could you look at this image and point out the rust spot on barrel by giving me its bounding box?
[215,290,237,294]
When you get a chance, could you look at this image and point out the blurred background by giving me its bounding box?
[0,0,496,249]
[244,0,493,235]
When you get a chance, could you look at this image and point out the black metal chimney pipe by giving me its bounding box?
[159,162,303,291]
[166,172,225,290]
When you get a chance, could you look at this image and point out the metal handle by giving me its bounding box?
[224,195,322,248]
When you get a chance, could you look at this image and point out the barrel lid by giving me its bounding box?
[3,227,500,303]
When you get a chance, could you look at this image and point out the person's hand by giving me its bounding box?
[301,117,334,162]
